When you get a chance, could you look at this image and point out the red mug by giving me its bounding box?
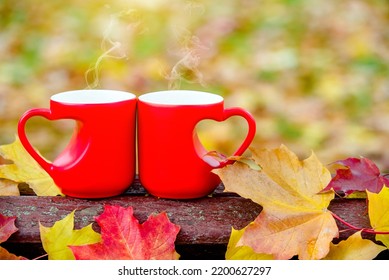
[18,89,137,198]
[137,90,256,199]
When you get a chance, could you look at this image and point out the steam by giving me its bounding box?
[85,3,209,90]
[166,31,210,90]
[85,9,139,89]
[84,42,126,89]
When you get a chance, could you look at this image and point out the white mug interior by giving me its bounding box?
[51,90,136,104]
[138,90,223,105]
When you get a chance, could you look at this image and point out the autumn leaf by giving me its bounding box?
[0,214,18,243]
[202,151,261,170]
[323,231,386,260]
[0,247,27,260]
[321,157,389,196]
[202,150,229,167]
[70,205,180,260]
[0,179,20,196]
[214,145,338,260]
[226,225,274,260]
[40,210,101,260]
[367,187,389,248]
[0,136,62,196]
[0,213,27,260]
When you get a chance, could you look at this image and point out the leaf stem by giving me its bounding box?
[331,212,389,235]
[32,253,48,260]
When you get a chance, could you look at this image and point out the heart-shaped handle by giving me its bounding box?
[223,107,256,157]
[18,108,53,173]
[201,107,256,167]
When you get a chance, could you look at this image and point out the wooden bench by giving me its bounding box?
[1,178,387,260]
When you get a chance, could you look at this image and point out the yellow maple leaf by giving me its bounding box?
[226,225,274,260]
[0,179,19,196]
[0,136,62,196]
[367,187,389,248]
[40,210,101,260]
[214,145,338,260]
[323,231,386,260]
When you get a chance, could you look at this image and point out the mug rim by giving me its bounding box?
[51,89,136,104]
[138,90,223,105]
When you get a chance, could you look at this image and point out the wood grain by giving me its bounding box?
[1,181,385,259]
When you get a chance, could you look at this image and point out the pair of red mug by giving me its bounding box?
[18,90,256,199]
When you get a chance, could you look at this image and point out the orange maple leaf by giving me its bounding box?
[70,205,181,260]
[215,145,338,260]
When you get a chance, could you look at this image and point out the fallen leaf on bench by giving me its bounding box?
[0,179,19,196]
[367,187,389,249]
[0,213,27,260]
[40,210,101,260]
[0,136,62,196]
[226,225,274,260]
[323,231,386,260]
[321,157,389,196]
[70,205,181,260]
[214,145,338,260]
[0,246,27,260]
[0,214,17,243]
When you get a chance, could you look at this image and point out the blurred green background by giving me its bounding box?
[1,0,389,169]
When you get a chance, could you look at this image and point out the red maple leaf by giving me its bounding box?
[0,213,27,260]
[70,205,180,260]
[0,214,18,243]
[322,157,389,195]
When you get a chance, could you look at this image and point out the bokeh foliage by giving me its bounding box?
[1,0,389,169]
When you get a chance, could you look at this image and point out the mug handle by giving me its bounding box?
[223,107,256,157]
[17,108,53,173]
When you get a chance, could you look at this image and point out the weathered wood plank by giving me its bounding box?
[328,198,371,241]
[1,190,385,259]
[0,195,262,245]
[0,195,373,243]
